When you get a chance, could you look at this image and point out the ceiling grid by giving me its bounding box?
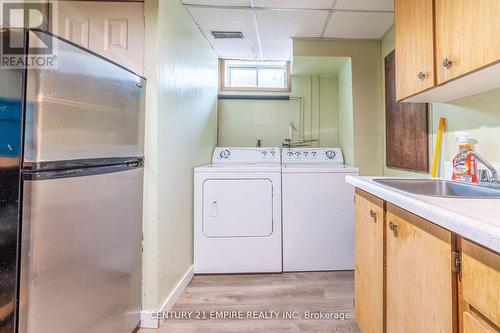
[182,0,394,60]
[320,0,337,38]
[250,0,265,60]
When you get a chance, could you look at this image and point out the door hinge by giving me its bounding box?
[451,251,462,277]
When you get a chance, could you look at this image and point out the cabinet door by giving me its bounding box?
[386,204,455,333]
[395,0,435,101]
[461,239,500,329]
[435,0,500,84]
[354,190,384,333]
[463,311,498,333]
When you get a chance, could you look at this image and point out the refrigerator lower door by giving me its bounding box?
[19,166,143,333]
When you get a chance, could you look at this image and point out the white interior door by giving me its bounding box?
[57,1,144,75]
[203,179,273,237]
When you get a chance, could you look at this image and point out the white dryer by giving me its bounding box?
[282,148,359,272]
[194,147,282,273]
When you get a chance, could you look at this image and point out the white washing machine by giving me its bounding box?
[282,147,359,272]
[194,147,282,273]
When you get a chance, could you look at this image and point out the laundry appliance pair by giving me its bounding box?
[194,147,359,273]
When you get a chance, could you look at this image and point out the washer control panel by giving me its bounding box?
[213,147,281,164]
[282,148,344,164]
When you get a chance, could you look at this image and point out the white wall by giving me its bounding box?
[142,0,218,315]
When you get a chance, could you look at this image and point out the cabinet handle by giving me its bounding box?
[417,72,425,81]
[369,210,377,223]
[442,58,453,69]
[389,222,398,237]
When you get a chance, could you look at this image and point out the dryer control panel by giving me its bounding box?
[282,148,344,164]
[212,147,281,164]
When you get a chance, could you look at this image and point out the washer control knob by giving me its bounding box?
[295,152,302,157]
[287,151,293,157]
[326,150,336,159]
[220,149,230,159]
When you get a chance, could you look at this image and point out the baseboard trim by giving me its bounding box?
[140,265,194,329]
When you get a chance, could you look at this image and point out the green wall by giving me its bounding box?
[381,27,500,178]
[338,59,354,166]
[142,0,218,314]
[293,38,384,176]
[432,89,500,177]
[218,73,339,147]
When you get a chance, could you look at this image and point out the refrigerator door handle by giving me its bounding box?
[23,161,143,181]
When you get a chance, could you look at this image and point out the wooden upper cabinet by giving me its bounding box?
[386,204,455,333]
[395,0,435,101]
[435,0,500,85]
[354,190,384,333]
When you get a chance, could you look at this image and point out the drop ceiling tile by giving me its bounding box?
[324,11,393,39]
[257,10,329,60]
[187,7,260,59]
[335,0,394,11]
[182,0,251,6]
[254,0,334,9]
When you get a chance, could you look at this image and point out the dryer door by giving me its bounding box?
[202,179,273,237]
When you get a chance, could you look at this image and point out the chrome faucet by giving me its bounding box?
[471,151,499,185]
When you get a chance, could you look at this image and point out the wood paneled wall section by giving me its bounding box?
[385,50,429,172]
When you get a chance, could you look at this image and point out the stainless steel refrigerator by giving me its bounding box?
[0,29,145,333]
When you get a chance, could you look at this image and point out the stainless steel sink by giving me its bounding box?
[374,178,500,198]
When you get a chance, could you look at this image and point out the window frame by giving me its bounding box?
[219,59,291,92]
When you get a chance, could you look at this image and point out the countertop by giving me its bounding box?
[346,176,500,253]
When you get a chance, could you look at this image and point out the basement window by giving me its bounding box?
[220,60,291,92]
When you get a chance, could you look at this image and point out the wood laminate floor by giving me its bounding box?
[139,271,360,333]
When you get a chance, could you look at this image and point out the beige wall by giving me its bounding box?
[218,74,339,148]
[293,39,384,176]
[381,26,500,178]
[142,0,218,312]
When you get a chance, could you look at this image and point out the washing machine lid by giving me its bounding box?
[282,163,359,174]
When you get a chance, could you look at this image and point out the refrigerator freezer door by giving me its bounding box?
[23,30,145,166]
[19,166,143,333]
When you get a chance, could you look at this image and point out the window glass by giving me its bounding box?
[229,67,257,87]
[223,60,289,90]
[258,68,285,88]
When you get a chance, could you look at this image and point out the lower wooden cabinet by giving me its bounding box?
[386,204,455,333]
[462,311,498,333]
[353,190,500,333]
[460,239,500,332]
[354,190,384,333]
